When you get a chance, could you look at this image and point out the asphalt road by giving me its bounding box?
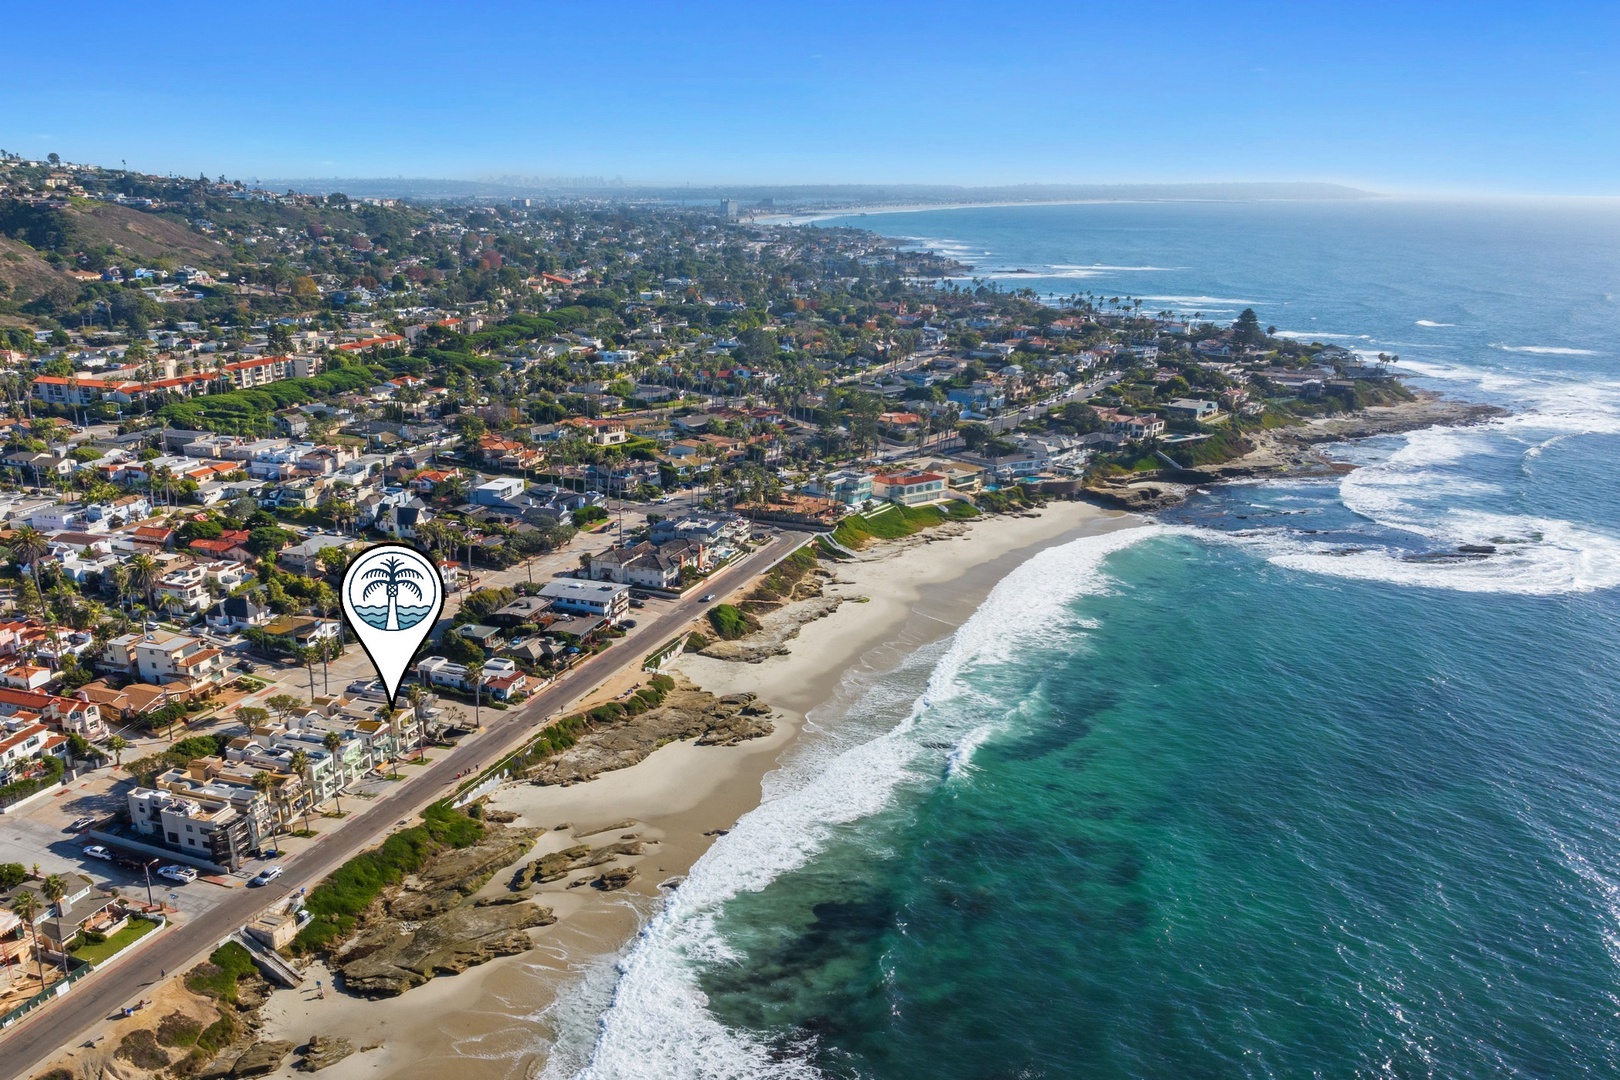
[0,531,810,1080]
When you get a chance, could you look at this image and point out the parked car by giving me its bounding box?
[629,599,646,608]
[235,660,257,673]
[83,845,112,860]
[249,866,283,887]
[67,816,97,832]
[158,864,197,884]
[622,619,638,629]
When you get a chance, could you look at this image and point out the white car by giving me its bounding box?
[249,865,283,887]
[83,845,113,860]
[158,864,197,884]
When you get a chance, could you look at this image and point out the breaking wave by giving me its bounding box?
[563,526,1157,1080]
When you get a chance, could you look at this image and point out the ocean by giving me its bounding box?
[561,200,1620,1078]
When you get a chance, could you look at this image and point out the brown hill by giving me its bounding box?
[0,236,75,307]
[67,202,224,265]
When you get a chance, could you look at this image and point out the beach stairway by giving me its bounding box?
[230,930,304,989]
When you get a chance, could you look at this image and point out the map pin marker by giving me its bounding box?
[341,543,445,706]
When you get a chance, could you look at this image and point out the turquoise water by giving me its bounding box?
[566,201,1620,1079]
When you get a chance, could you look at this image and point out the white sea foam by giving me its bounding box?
[1214,416,1620,595]
[1414,320,1455,327]
[1492,344,1600,356]
[1138,294,1262,307]
[566,525,1158,1080]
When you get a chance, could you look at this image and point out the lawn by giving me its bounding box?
[71,916,160,965]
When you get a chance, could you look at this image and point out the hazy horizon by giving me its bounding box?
[9,0,1619,197]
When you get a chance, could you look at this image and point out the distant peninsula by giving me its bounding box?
[258,178,1377,207]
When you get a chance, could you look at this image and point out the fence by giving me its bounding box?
[0,956,93,1030]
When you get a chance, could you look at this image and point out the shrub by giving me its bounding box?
[707,604,755,640]
[185,942,256,1001]
[116,1029,170,1070]
[196,1011,237,1053]
[156,1010,204,1047]
[290,804,482,955]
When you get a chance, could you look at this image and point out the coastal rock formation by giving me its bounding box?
[226,1040,294,1077]
[1082,481,1192,511]
[591,867,638,891]
[525,684,774,785]
[296,1034,357,1072]
[698,596,844,662]
[335,900,556,997]
[386,827,540,920]
[509,841,643,889]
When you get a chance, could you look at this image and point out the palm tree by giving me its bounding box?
[9,891,47,987]
[106,734,128,767]
[40,874,66,918]
[249,770,282,836]
[322,731,345,813]
[8,526,49,624]
[358,555,425,631]
[288,749,312,830]
[128,554,161,614]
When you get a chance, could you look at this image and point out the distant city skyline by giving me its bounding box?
[9,0,1619,196]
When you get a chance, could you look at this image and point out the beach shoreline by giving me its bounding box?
[247,498,1144,1080]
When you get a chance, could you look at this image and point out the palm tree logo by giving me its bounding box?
[347,549,436,631]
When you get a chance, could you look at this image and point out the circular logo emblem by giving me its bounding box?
[344,545,440,632]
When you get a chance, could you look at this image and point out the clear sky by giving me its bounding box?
[6,0,1619,195]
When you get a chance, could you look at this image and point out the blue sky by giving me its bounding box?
[6,0,1619,194]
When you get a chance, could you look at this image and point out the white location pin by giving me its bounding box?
[341,543,445,706]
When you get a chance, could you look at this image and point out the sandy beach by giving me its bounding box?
[251,500,1143,1079]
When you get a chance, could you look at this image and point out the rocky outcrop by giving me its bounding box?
[590,867,637,891]
[297,1035,357,1072]
[228,1040,294,1077]
[526,685,774,785]
[386,827,540,920]
[336,900,556,997]
[509,841,642,889]
[1082,481,1192,511]
[698,596,844,662]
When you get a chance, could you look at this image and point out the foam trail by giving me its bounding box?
[567,525,1158,1080]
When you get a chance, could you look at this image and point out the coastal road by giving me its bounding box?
[0,530,812,1080]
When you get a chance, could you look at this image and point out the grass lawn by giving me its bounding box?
[71,916,160,965]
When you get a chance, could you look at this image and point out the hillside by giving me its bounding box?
[0,236,75,307]
[67,201,225,265]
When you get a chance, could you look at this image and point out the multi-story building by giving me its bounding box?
[0,686,105,740]
[126,788,256,870]
[871,471,948,507]
[101,631,227,691]
[538,579,630,622]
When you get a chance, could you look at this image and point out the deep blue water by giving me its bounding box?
[564,200,1620,1079]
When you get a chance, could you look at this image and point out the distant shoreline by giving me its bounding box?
[759,195,1385,227]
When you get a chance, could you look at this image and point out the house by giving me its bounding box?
[537,579,630,622]
[0,717,67,781]
[258,615,341,653]
[101,630,227,691]
[871,471,948,507]
[805,469,874,507]
[0,686,105,739]
[472,477,526,507]
[587,539,710,589]
[277,534,350,575]
[489,595,553,627]
[205,594,270,632]
[1164,398,1221,422]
